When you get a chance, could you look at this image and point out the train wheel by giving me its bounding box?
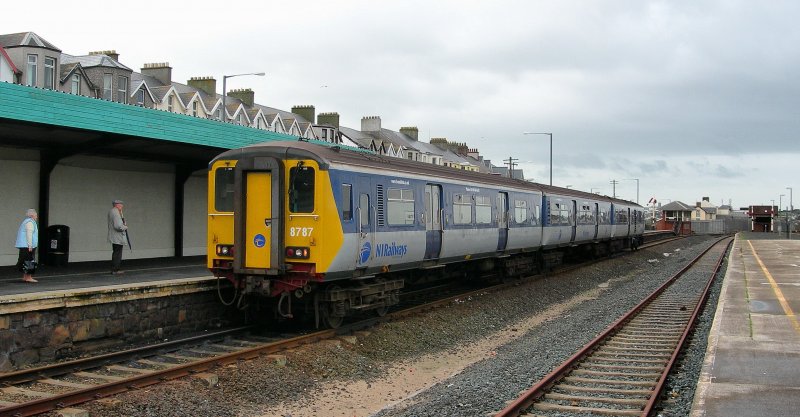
[321,285,346,329]
[374,305,389,317]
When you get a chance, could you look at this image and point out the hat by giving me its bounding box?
[112,200,124,205]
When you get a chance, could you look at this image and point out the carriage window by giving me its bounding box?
[214,167,235,212]
[453,194,472,225]
[475,195,492,224]
[514,200,528,224]
[387,188,415,225]
[533,204,541,225]
[615,209,629,224]
[289,166,315,213]
[341,184,352,221]
[550,202,569,225]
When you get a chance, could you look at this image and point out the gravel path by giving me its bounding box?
[56,235,721,417]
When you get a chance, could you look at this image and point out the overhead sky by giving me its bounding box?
[5,0,798,209]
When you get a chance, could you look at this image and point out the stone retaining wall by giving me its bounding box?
[0,280,240,371]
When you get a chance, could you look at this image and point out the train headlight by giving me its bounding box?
[285,247,310,259]
[216,245,234,257]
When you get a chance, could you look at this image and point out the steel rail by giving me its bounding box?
[495,235,732,417]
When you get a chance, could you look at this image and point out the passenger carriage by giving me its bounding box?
[207,140,643,327]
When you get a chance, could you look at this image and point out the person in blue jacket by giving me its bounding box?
[15,209,38,283]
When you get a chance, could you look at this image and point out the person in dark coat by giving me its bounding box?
[108,200,128,275]
[15,209,38,282]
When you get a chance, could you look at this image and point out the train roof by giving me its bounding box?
[212,140,641,208]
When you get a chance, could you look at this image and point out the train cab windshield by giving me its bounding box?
[289,165,315,212]
[214,167,235,212]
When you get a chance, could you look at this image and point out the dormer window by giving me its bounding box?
[136,89,145,105]
[102,74,112,100]
[26,55,37,86]
[168,96,174,112]
[71,74,81,95]
[44,57,55,90]
[192,101,198,116]
[117,75,128,103]
[237,112,245,125]
[217,107,223,120]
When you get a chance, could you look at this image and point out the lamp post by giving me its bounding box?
[623,178,640,204]
[788,187,793,238]
[523,132,552,186]
[772,199,776,233]
[222,72,265,121]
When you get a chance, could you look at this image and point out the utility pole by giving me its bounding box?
[610,179,619,198]
[505,157,518,179]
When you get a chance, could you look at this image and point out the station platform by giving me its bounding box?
[0,256,216,313]
[691,232,800,417]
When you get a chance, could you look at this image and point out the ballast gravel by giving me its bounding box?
[57,235,722,417]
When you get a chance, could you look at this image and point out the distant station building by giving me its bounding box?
[747,205,778,232]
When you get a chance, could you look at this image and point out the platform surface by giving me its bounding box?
[691,232,800,417]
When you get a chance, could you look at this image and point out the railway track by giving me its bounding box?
[0,234,681,416]
[496,235,732,417]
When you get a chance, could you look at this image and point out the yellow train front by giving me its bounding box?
[207,141,402,328]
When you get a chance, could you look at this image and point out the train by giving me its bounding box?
[207,140,645,327]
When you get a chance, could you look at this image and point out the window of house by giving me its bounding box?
[167,95,174,112]
[103,74,113,100]
[26,55,37,86]
[117,75,128,103]
[341,184,352,221]
[322,129,327,140]
[289,166,315,213]
[237,113,245,125]
[514,200,528,224]
[136,89,145,105]
[71,74,81,95]
[387,188,415,225]
[192,101,198,116]
[453,194,472,225]
[407,152,413,159]
[217,107,223,120]
[44,57,55,89]
[475,195,492,224]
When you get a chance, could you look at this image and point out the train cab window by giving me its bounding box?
[341,184,353,221]
[387,188,415,225]
[214,167,236,212]
[475,195,492,224]
[453,194,472,225]
[289,166,315,213]
[514,200,528,224]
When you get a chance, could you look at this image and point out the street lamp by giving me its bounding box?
[788,187,793,212]
[222,72,265,122]
[623,178,640,205]
[523,132,552,186]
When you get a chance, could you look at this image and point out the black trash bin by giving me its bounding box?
[46,225,70,266]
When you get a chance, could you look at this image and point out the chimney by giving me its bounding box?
[317,112,340,129]
[467,148,480,159]
[90,50,119,62]
[361,116,381,132]
[696,202,701,208]
[141,62,172,85]
[228,88,254,107]
[400,126,419,141]
[292,105,315,123]
[702,196,709,202]
[188,76,217,96]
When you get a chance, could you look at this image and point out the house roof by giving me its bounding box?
[0,32,61,52]
[0,46,20,74]
[661,201,694,211]
[61,53,132,72]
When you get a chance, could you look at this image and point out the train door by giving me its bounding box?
[244,172,272,269]
[627,208,632,236]
[424,184,442,260]
[356,190,373,267]
[570,200,577,244]
[234,156,283,273]
[496,192,509,251]
[593,203,599,240]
